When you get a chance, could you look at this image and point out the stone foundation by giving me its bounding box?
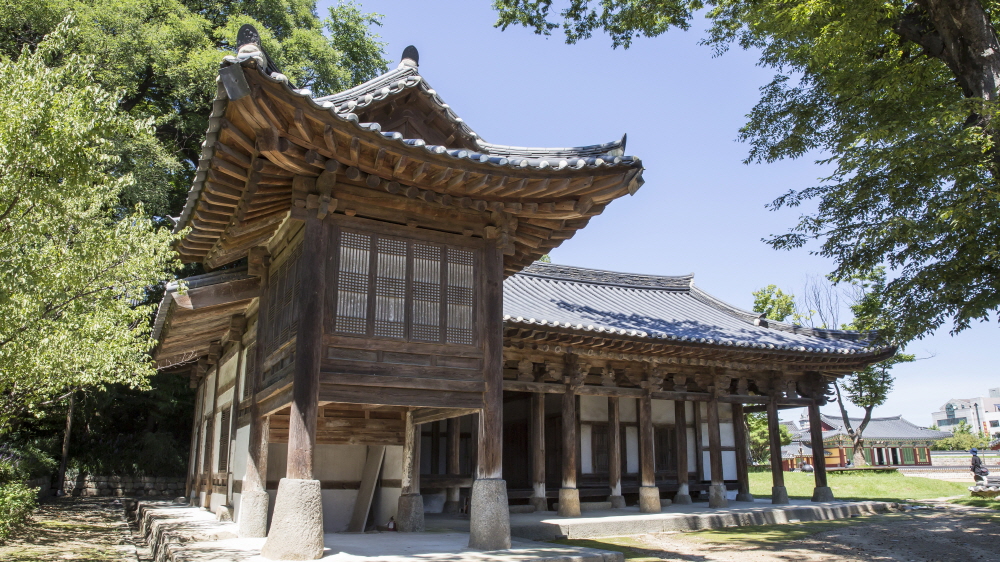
[261,479,325,560]
[638,486,660,513]
[60,474,185,497]
[468,478,512,551]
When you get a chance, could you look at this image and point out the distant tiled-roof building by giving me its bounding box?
[798,413,949,467]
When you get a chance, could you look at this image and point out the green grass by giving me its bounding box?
[949,497,1000,510]
[748,470,969,502]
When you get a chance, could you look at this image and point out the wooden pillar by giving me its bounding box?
[706,396,728,508]
[238,249,270,538]
[469,236,510,550]
[808,401,834,501]
[476,241,503,481]
[607,397,624,508]
[673,400,692,504]
[443,416,462,513]
[767,396,789,504]
[558,385,580,516]
[286,215,327,480]
[468,240,510,550]
[398,410,425,532]
[203,360,221,509]
[732,403,754,502]
[637,393,660,512]
[530,393,547,511]
[185,375,205,500]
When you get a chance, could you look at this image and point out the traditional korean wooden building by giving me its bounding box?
[153,27,894,560]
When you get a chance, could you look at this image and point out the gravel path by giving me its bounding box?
[0,497,137,562]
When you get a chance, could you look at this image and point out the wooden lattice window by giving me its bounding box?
[654,425,675,472]
[243,343,256,400]
[592,424,609,473]
[263,246,302,356]
[332,228,478,345]
[218,409,231,472]
[202,418,213,472]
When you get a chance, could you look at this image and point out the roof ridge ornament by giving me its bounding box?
[399,45,419,69]
[235,24,282,78]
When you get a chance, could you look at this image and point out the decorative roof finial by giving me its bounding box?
[399,45,419,68]
[236,24,261,51]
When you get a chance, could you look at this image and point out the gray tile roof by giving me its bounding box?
[503,262,883,354]
[819,414,951,441]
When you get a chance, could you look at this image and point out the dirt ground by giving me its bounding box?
[4,497,1000,562]
[588,502,1000,562]
[0,497,136,562]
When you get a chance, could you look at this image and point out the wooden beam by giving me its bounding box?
[286,214,326,480]
[477,240,504,480]
[608,397,622,501]
[347,445,385,532]
[808,402,831,494]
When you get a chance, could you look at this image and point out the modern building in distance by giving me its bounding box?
[931,389,1000,438]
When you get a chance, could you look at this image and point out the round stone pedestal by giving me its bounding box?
[608,495,626,509]
[238,489,269,538]
[772,485,790,504]
[468,479,511,551]
[260,479,324,560]
[812,486,835,502]
[397,493,425,532]
[557,488,581,517]
[529,496,548,512]
[639,486,661,513]
[672,483,693,505]
[736,491,755,502]
[708,484,729,508]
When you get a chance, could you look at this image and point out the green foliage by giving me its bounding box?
[0,20,179,432]
[751,284,796,322]
[0,0,389,217]
[0,451,41,544]
[746,411,791,464]
[492,0,1000,345]
[932,421,991,451]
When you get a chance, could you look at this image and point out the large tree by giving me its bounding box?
[0,20,178,431]
[0,0,389,217]
[493,0,1000,344]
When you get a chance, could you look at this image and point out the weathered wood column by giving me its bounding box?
[607,397,625,508]
[732,403,754,502]
[261,198,328,560]
[808,402,834,501]
[530,393,547,512]
[398,411,425,531]
[673,400,692,504]
[443,416,462,513]
[203,357,221,509]
[638,393,660,513]
[185,371,205,501]
[239,248,271,538]
[706,396,728,508]
[468,239,511,550]
[558,384,581,516]
[767,396,789,504]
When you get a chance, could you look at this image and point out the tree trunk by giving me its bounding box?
[852,435,867,467]
[57,392,75,495]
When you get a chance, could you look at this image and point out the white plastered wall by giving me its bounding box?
[231,424,250,521]
[373,445,403,527]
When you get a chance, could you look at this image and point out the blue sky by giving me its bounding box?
[318,0,998,426]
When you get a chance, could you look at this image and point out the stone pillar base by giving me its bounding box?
[442,500,462,514]
[557,488,581,517]
[736,491,755,502]
[771,485,790,505]
[397,493,425,532]
[529,496,548,512]
[811,486,835,502]
[260,479,324,561]
[608,495,626,509]
[708,484,728,508]
[238,489,269,538]
[672,483,692,505]
[639,486,661,513]
[468,479,511,551]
